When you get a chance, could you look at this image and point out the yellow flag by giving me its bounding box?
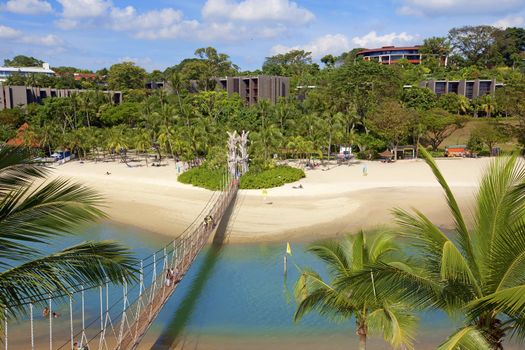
[286,242,292,255]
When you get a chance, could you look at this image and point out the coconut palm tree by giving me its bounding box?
[0,147,136,330]
[344,147,525,349]
[294,231,418,350]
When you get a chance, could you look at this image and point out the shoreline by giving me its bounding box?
[51,158,486,243]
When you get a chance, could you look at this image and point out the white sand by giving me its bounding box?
[50,158,490,242]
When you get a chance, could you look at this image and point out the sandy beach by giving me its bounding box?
[51,158,489,242]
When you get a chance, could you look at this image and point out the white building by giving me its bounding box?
[0,63,55,84]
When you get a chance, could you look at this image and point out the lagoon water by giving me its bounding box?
[7,223,521,349]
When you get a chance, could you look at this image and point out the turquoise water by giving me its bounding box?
[7,223,521,349]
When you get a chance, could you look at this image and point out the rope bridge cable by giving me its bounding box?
[3,171,225,309]
[5,166,238,350]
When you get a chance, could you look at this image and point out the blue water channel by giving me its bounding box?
[6,222,521,349]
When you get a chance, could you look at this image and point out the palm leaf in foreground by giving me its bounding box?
[294,232,417,350]
[355,147,525,348]
[1,241,138,315]
[0,146,137,335]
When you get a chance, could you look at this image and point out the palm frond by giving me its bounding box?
[367,303,418,350]
[489,221,525,292]
[474,155,525,285]
[0,241,138,311]
[437,326,490,350]
[418,147,478,278]
[440,241,482,295]
[351,231,366,271]
[337,262,443,311]
[293,268,354,322]
[0,178,106,264]
[368,232,398,263]
[0,147,47,193]
[306,240,350,276]
[467,284,525,318]
[393,208,449,274]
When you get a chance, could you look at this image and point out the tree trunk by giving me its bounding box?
[358,334,366,350]
[357,324,367,350]
[327,133,332,159]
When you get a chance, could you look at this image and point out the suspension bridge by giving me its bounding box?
[2,131,249,350]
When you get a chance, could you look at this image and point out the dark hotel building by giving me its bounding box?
[216,75,289,105]
[0,85,122,110]
[419,79,504,99]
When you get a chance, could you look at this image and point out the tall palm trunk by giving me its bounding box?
[357,323,367,350]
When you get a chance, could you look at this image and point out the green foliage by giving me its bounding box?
[470,121,510,152]
[0,147,137,325]
[178,165,304,190]
[100,102,141,127]
[107,62,146,90]
[350,149,525,348]
[368,100,415,152]
[239,165,305,189]
[295,231,418,349]
[3,55,43,67]
[177,166,228,191]
[402,87,437,111]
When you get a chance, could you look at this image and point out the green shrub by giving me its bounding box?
[179,165,305,190]
[178,167,227,190]
[239,165,305,189]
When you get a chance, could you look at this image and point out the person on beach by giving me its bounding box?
[42,307,50,318]
[52,311,60,318]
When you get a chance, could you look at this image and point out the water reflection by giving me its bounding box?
[151,194,237,349]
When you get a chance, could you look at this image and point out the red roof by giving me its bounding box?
[357,46,421,55]
[6,123,39,147]
[73,73,98,81]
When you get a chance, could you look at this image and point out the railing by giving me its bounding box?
[114,179,238,350]
[2,178,238,350]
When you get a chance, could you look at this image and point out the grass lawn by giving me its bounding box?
[440,117,520,152]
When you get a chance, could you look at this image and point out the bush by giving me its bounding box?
[178,167,227,190]
[239,165,305,189]
[179,165,305,190]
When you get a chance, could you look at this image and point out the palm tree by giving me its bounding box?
[0,147,136,330]
[346,147,525,349]
[134,129,152,166]
[294,231,418,350]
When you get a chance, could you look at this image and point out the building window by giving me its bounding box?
[435,82,446,96]
[448,82,459,94]
[479,81,491,95]
[466,82,474,99]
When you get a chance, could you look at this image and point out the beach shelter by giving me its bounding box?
[379,150,393,162]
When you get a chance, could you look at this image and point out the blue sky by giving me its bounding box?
[1,0,524,71]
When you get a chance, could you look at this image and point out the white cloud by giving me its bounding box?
[110,7,183,31]
[21,34,64,46]
[398,0,525,16]
[272,34,350,59]
[493,15,525,28]
[57,0,110,18]
[0,25,21,39]
[351,31,415,48]
[54,18,78,29]
[53,0,312,41]
[5,0,52,14]
[202,0,314,24]
[0,25,66,52]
